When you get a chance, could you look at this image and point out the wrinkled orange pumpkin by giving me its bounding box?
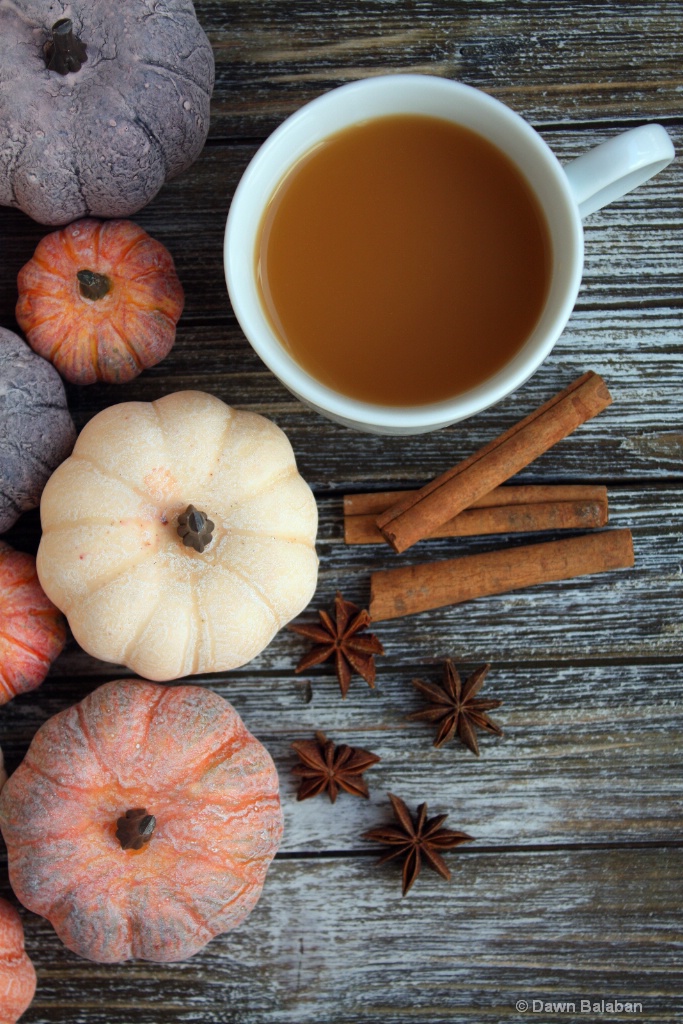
[0,898,37,1024]
[16,219,184,384]
[0,541,66,705]
[0,679,284,963]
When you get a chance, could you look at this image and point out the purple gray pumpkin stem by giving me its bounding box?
[44,19,88,75]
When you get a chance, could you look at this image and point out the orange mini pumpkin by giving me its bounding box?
[0,898,37,1024]
[0,541,66,705]
[16,219,184,384]
[0,679,284,963]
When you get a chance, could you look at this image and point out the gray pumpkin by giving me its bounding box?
[0,328,76,533]
[0,1,215,226]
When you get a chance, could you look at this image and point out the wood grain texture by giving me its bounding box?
[1,309,682,491]
[1,850,681,1024]
[0,657,681,852]
[4,487,683,670]
[0,1,682,1020]
[0,126,681,325]
[198,0,683,135]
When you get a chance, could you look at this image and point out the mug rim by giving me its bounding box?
[224,74,584,431]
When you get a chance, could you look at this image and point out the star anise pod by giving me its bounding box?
[363,793,474,896]
[289,592,385,698]
[409,660,502,755]
[291,731,381,802]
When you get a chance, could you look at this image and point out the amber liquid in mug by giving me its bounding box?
[256,115,552,406]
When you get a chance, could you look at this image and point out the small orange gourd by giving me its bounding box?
[0,542,66,705]
[0,679,284,963]
[0,899,37,1024]
[16,219,184,384]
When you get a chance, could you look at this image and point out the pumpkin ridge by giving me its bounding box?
[39,515,125,532]
[130,114,170,179]
[59,221,92,267]
[66,561,163,661]
[139,58,212,100]
[0,628,52,666]
[14,756,98,804]
[199,885,258,935]
[129,680,178,758]
[121,592,163,669]
[102,318,144,372]
[45,323,72,363]
[101,226,150,266]
[218,523,317,546]
[15,290,65,309]
[63,546,161,603]
[124,267,176,288]
[162,736,251,793]
[189,577,203,676]
[128,305,182,336]
[89,318,99,379]
[230,463,299,508]
[176,797,284,844]
[207,561,280,630]
[75,702,114,785]
[67,452,152,504]
[152,399,174,492]
[0,568,35,592]
[28,254,70,282]
[204,405,237,491]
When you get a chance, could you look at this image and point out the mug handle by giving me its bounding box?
[562,124,675,219]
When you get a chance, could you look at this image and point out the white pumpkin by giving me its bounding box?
[37,391,318,680]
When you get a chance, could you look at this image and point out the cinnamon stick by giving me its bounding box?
[344,484,608,544]
[376,372,613,553]
[369,528,634,621]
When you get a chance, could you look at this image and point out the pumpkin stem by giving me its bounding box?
[44,19,88,75]
[77,270,112,301]
[116,808,156,851]
[177,504,215,553]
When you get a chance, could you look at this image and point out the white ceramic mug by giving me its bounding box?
[224,74,674,435]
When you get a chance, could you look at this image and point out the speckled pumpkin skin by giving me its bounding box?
[37,390,319,681]
[0,1,214,225]
[16,220,185,384]
[0,898,37,1024]
[0,328,76,533]
[0,679,284,963]
[0,541,66,705]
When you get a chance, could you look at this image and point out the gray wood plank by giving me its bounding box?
[2,126,680,323]
[0,5,681,1019]
[0,308,678,495]
[197,0,683,136]
[4,849,681,1023]
[1,659,681,850]
[5,488,682,675]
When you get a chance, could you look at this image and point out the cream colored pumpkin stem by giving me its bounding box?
[44,19,88,75]
[116,808,156,851]
[77,270,111,301]
[177,504,215,553]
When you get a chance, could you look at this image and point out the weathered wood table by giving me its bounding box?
[1,2,682,1022]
